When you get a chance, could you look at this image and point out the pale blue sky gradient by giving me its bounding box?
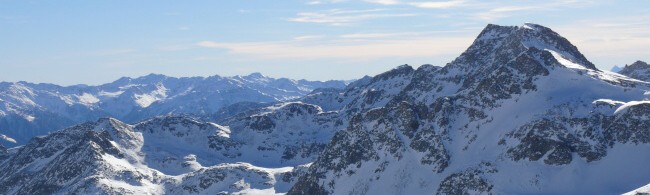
[1,0,649,85]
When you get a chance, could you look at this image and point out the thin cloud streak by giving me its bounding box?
[408,0,465,8]
[470,0,599,21]
[361,0,467,8]
[196,36,474,60]
[363,0,401,5]
[339,33,404,39]
[288,9,417,25]
[294,35,325,41]
[538,15,650,69]
[339,30,472,39]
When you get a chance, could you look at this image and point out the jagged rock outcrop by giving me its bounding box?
[0,116,321,194]
[289,23,650,195]
[619,60,650,81]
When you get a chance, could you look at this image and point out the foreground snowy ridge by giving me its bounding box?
[0,116,321,194]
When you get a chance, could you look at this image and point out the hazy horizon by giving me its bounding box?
[2,0,649,85]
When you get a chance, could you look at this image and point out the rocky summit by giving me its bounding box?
[289,23,650,195]
[1,23,650,195]
[619,60,650,82]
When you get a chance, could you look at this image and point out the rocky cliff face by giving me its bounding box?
[619,60,650,81]
[289,23,650,195]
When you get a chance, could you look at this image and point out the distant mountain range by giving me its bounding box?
[0,73,347,146]
[1,23,650,194]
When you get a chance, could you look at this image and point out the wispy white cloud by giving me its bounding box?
[408,0,465,8]
[363,0,401,5]
[339,33,403,39]
[294,35,326,41]
[364,0,466,8]
[489,5,539,13]
[471,5,541,21]
[338,32,415,39]
[339,30,470,39]
[305,0,348,5]
[196,35,473,60]
[157,45,192,51]
[288,9,417,25]
[470,0,599,21]
[547,14,650,69]
[305,0,466,8]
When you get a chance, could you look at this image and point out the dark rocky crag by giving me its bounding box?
[619,60,650,81]
[289,23,650,194]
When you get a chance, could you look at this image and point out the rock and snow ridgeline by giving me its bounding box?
[0,73,348,147]
[1,23,650,194]
[0,102,332,194]
[289,23,650,194]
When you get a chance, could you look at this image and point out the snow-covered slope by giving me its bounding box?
[289,23,650,195]
[626,183,650,195]
[301,64,424,117]
[619,60,650,81]
[0,73,346,146]
[0,116,322,194]
[0,134,15,144]
[0,57,400,194]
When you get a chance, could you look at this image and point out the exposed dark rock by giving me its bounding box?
[619,60,650,81]
[436,165,495,195]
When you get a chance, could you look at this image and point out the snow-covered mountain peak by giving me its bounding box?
[245,72,266,79]
[135,115,225,140]
[0,73,348,146]
[619,60,650,82]
[372,64,414,82]
[95,117,127,128]
[468,23,596,71]
[138,73,169,81]
[630,60,649,68]
[106,73,170,87]
[475,23,518,41]
[521,22,545,30]
[289,23,650,195]
[424,22,625,102]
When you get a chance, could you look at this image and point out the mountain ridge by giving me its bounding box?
[618,60,650,81]
[288,23,650,195]
[0,73,348,147]
[1,23,650,194]
[0,114,330,194]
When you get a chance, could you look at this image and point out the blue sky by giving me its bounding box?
[1,0,649,85]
